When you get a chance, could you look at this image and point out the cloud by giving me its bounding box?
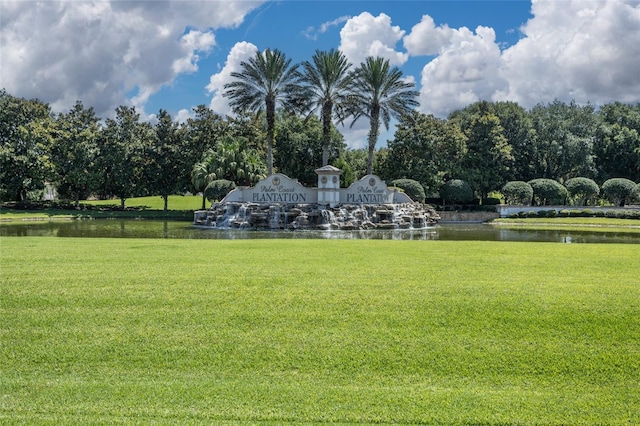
[406,18,505,117]
[339,12,408,66]
[408,0,640,117]
[303,15,351,41]
[0,0,263,118]
[206,41,259,116]
[496,0,640,108]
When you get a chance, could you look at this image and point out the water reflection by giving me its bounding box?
[1,219,639,243]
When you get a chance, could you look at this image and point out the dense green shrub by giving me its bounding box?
[558,209,570,217]
[487,190,505,204]
[440,179,474,204]
[631,183,640,204]
[528,179,568,206]
[204,179,236,202]
[626,210,640,219]
[565,177,599,206]
[390,179,426,203]
[601,178,637,206]
[482,197,502,205]
[502,181,533,205]
[536,209,559,218]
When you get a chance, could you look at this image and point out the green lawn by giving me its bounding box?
[1,195,203,221]
[1,238,639,424]
[492,217,640,233]
[83,195,204,211]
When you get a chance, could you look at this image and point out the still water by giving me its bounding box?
[1,219,639,243]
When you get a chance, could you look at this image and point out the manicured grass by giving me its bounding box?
[1,195,203,222]
[1,238,639,424]
[492,217,640,233]
[84,195,204,211]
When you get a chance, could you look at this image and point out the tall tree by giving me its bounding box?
[593,102,640,182]
[183,105,229,182]
[51,101,100,207]
[96,106,150,209]
[300,48,353,166]
[454,104,513,198]
[0,90,54,202]
[146,110,183,211]
[223,48,306,175]
[528,100,597,181]
[274,113,345,185]
[347,56,419,175]
[192,136,266,208]
[383,111,467,195]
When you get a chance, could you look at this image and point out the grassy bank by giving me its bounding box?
[1,195,202,222]
[492,217,640,233]
[2,238,638,424]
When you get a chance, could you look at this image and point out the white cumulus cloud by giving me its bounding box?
[0,0,263,118]
[407,0,640,117]
[496,0,640,108]
[339,12,408,66]
[206,41,259,117]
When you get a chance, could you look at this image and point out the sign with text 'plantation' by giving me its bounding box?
[340,175,394,204]
[222,174,318,204]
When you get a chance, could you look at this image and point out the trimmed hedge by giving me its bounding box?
[512,208,640,220]
[390,179,426,203]
[528,179,568,206]
[565,177,599,206]
[502,181,533,205]
[204,179,236,202]
[440,179,474,204]
[602,178,637,206]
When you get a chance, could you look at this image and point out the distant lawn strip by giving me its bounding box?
[83,195,204,211]
[1,195,202,221]
[2,238,638,424]
[492,217,640,233]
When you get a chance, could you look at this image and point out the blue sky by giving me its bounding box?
[2,1,639,148]
[151,1,532,117]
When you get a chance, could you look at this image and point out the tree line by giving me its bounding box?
[1,49,640,210]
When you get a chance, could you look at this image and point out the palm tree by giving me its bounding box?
[348,56,419,175]
[223,48,306,175]
[300,49,353,166]
[191,136,267,209]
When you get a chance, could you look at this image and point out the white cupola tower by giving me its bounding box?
[315,165,342,207]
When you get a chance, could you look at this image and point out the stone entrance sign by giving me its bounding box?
[221,173,318,204]
[194,168,438,229]
[341,175,394,204]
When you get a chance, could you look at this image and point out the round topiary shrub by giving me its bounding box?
[633,183,640,204]
[528,179,568,206]
[440,179,474,205]
[565,177,599,206]
[204,179,236,202]
[601,178,637,206]
[502,181,533,205]
[390,179,426,203]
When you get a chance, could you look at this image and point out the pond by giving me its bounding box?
[1,219,639,243]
